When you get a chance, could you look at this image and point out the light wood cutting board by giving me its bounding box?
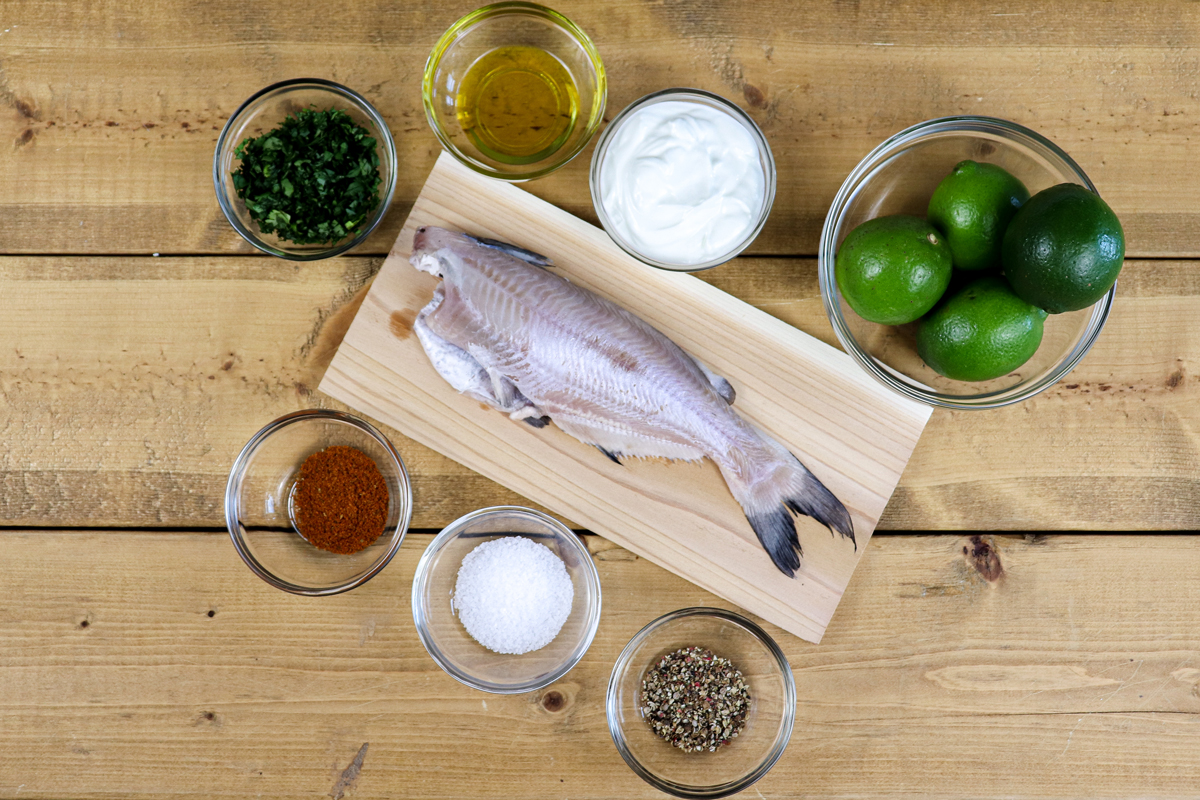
[320,152,932,643]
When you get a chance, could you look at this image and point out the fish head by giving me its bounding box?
[410,226,467,277]
[412,226,456,256]
[411,226,554,279]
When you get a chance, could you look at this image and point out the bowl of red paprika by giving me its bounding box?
[225,409,412,595]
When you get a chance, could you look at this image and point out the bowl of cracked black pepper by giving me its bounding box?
[225,409,412,595]
[214,78,398,260]
[606,607,796,799]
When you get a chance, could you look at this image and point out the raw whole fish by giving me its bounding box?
[409,226,854,576]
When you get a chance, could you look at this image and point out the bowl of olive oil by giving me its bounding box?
[423,2,607,181]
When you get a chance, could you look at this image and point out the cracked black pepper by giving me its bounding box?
[640,646,750,753]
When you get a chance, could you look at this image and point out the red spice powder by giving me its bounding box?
[292,445,389,554]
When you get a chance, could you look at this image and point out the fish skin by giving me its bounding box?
[409,226,854,576]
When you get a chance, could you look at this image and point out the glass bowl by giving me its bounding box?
[819,116,1115,409]
[422,2,606,181]
[590,88,776,271]
[213,78,398,260]
[607,608,796,799]
[411,506,602,693]
[225,409,411,594]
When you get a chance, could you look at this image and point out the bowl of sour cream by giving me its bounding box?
[590,88,776,271]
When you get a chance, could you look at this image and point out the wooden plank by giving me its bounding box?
[0,254,538,529]
[0,0,1197,256]
[0,255,1195,531]
[319,153,931,643]
[0,531,1198,798]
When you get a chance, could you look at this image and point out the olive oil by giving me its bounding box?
[455,45,579,165]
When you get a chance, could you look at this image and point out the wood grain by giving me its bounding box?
[0,4,1195,799]
[0,0,1197,256]
[319,153,931,642]
[0,254,1195,531]
[1,530,1198,799]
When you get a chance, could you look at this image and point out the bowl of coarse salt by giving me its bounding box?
[411,506,602,694]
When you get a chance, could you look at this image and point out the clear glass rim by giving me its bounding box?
[224,408,412,595]
[421,1,608,182]
[817,115,1115,410]
[605,607,797,798]
[589,88,777,272]
[410,505,603,694]
[212,78,399,261]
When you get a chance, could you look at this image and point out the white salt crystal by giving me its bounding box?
[451,536,575,655]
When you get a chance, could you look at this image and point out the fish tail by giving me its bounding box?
[719,439,855,578]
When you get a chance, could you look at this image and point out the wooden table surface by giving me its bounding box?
[2,2,1198,797]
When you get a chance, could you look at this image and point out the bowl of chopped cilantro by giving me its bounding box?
[214,79,397,260]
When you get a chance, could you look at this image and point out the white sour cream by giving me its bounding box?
[598,99,767,267]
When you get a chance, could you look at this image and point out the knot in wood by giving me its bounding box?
[743,84,768,109]
[541,690,566,712]
[963,535,1004,582]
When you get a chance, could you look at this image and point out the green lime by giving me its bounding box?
[1001,183,1125,313]
[835,215,953,325]
[927,160,1030,272]
[916,275,1048,382]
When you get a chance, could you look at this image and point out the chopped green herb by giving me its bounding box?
[232,108,382,245]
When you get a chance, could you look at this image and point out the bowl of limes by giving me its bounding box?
[819,116,1122,409]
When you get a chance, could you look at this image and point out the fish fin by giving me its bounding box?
[719,436,855,577]
[508,404,550,426]
[467,344,519,409]
[690,357,736,405]
[742,462,855,577]
[595,446,622,465]
[746,507,803,577]
[467,235,553,268]
[465,345,549,423]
